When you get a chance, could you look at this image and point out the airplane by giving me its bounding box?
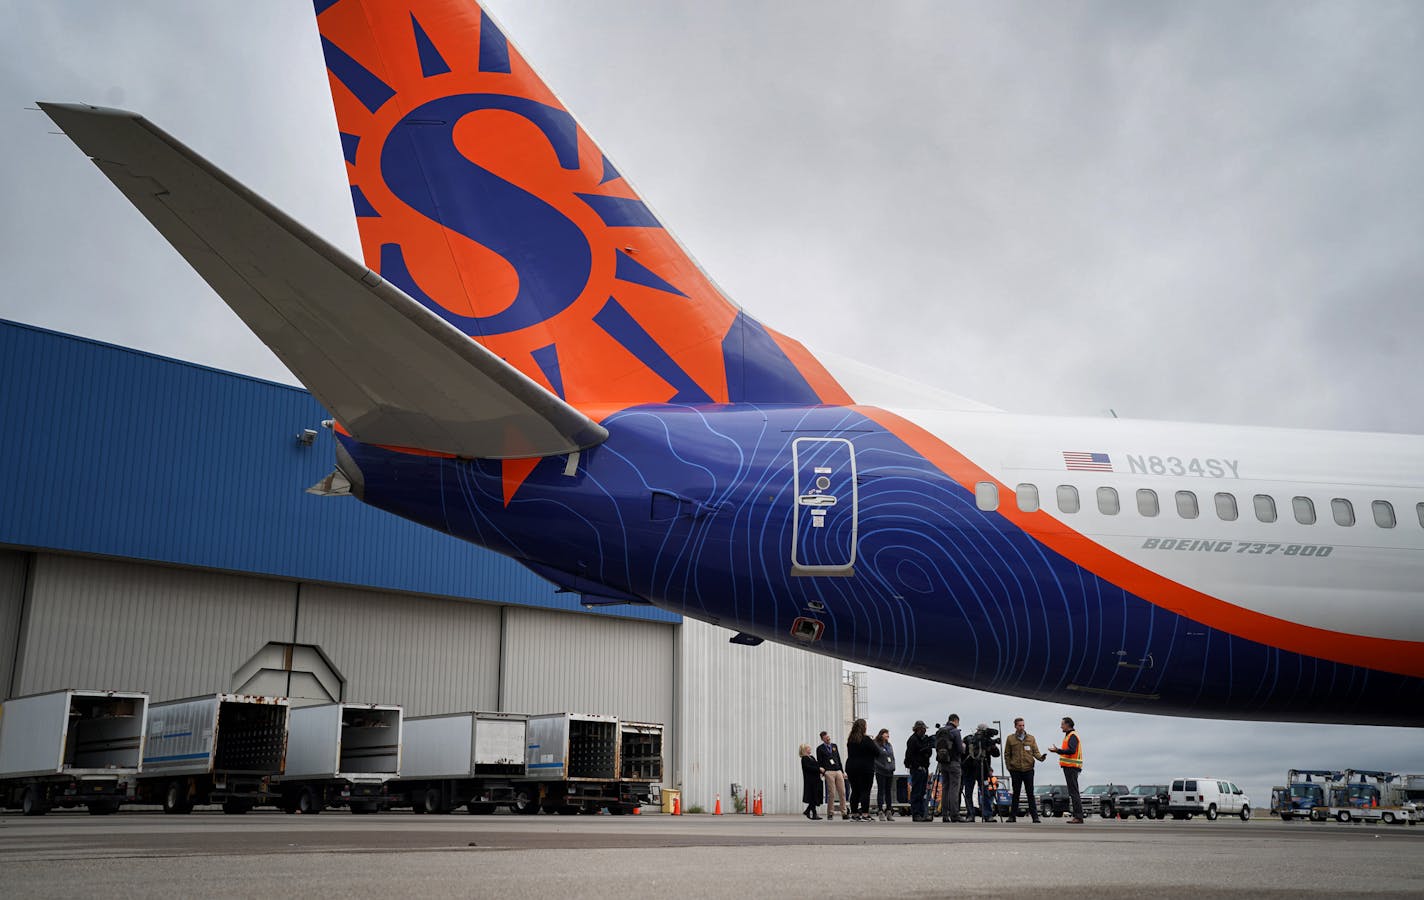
[38,0,1422,727]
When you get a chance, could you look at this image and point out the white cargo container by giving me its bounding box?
[402,711,526,779]
[515,713,658,815]
[397,711,527,813]
[137,693,289,814]
[619,720,664,782]
[524,712,619,782]
[0,689,148,816]
[274,702,401,813]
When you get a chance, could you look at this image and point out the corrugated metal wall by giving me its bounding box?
[295,583,501,716]
[675,618,842,814]
[500,606,674,726]
[14,555,295,700]
[0,319,673,626]
[0,550,27,698]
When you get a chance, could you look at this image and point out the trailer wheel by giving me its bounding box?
[1335,810,1351,823]
[163,781,194,815]
[21,786,48,817]
[222,799,254,815]
[419,788,445,814]
[298,788,323,815]
[1382,812,1396,825]
[1239,805,1251,822]
[1100,803,1113,819]
[512,791,539,815]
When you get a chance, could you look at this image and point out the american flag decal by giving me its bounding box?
[1063,451,1113,472]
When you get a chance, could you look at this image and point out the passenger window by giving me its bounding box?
[1372,500,1395,528]
[1253,494,1277,523]
[1331,498,1355,527]
[976,482,999,511]
[1097,486,1120,515]
[1175,490,1199,519]
[1136,489,1159,517]
[1184,780,1197,792]
[1057,485,1080,514]
[1016,483,1040,513]
[1293,496,1316,525]
[1214,493,1238,521]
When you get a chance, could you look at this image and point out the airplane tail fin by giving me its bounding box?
[314,0,851,410]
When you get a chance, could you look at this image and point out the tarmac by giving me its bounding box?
[2,809,1421,898]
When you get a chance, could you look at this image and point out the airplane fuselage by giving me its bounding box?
[338,404,1424,727]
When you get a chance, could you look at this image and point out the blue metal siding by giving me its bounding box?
[0,320,676,624]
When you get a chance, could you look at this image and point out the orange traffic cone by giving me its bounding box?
[714,793,723,815]
[672,796,680,816]
[754,792,763,816]
[633,805,641,815]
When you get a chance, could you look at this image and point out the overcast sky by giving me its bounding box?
[2,1,1421,805]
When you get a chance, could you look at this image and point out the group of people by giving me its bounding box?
[798,719,897,820]
[799,714,1085,824]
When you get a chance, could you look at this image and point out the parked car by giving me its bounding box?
[1167,777,1251,821]
[1081,783,1130,818]
[1117,784,1170,820]
[1037,784,1072,817]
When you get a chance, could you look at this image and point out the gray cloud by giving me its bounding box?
[2,1,1420,797]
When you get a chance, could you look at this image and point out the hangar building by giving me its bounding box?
[0,319,841,813]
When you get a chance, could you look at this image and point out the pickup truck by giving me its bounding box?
[1082,783,1130,818]
[1037,784,1072,817]
[1116,784,1170,820]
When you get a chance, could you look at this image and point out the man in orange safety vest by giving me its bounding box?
[1048,716,1084,823]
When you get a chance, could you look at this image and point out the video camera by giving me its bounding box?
[966,725,1000,759]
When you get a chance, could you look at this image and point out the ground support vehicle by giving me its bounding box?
[616,720,663,812]
[0,689,147,816]
[1167,777,1251,821]
[1081,783,1130,818]
[519,713,648,814]
[136,693,289,814]
[1277,769,1340,821]
[1319,770,1418,825]
[273,702,401,813]
[395,711,527,814]
[1117,784,1170,819]
[1400,774,1424,813]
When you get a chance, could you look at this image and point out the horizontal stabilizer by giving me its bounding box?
[39,102,607,459]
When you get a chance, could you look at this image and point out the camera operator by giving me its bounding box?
[963,724,1001,822]
[933,714,965,823]
[903,720,934,822]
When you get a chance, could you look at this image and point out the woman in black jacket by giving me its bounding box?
[799,744,823,819]
[844,718,879,821]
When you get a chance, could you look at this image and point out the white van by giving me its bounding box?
[1166,777,1251,821]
